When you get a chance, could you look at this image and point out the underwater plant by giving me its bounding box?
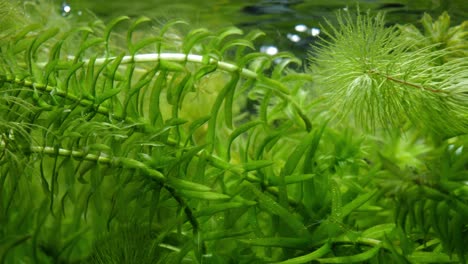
[310,10,468,137]
[0,1,467,263]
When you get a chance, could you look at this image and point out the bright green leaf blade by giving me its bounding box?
[362,223,396,239]
[251,186,308,235]
[239,237,311,249]
[275,243,331,264]
[168,178,211,192]
[226,120,262,160]
[318,246,381,263]
[407,252,459,263]
[181,190,231,201]
[341,189,377,219]
[194,202,250,217]
[242,160,274,172]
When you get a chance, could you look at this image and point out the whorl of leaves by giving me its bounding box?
[310,9,468,137]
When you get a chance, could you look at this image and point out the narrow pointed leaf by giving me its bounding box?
[275,243,331,264]
[318,246,381,263]
[181,190,231,201]
[251,186,307,235]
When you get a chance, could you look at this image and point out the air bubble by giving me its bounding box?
[260,45,278,56]
[287,33,301,42]
[310,28,320,37]
[62,2,71,16]
[294,24,308,32]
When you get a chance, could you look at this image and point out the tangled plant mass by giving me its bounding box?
[0,1,467,263]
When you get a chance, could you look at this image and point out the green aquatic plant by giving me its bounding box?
[0,1,467,264]
[398,11,468,62]
[310,10,468,137]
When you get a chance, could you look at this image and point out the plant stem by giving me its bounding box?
[2,75,119,118]
[70,53,259,79]
[368,70,445,94]
[28,145,206,252]
[33,53,312,131]
[29,145,165,181]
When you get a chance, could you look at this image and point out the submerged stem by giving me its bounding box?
[38,53,259,79]
[368,70,446,94]
[29,145,165,181]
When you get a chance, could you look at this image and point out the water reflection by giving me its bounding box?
[294,24,307,32]
[310,27,320,36]
[61,1,83,17]
[287,33,301,42]
[260,45,279,56]
[61,1,71,16]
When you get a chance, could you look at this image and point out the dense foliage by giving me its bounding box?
[0,1,467,263]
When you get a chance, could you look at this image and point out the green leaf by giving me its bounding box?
[95,88,121,105]
[212,26,244,50]
[194,63,218,80]
[257,75,290,94]
[407,252,458,263]
[275,243,331,264]
[239,237,311,249]
[242,160,274,172]
[104,52,126,83]
[226,120,262,160]
[61,157,76,190]
[30,27,60,60]
[303,123,327,173]
[207,72,240,152]
[270,174,316,185]
[64,61,86,94]
[362,223,396,239]
[168,177,211,192]
[183,28,212,54]
[238,52,269,68]
[254,131,283,160]
[330,179,343,222]
[127,16,152,53]
[132,36,164,54]
[318,246,381,263]
[341,189,377,219]
[223,73,240,129]
[104,16,130,53]
[73,38,105,63]
[283,129,320,176]
[47,26,92,63]
[185,116,211,145]
[159,60,186,72]
[194,202,250,217]
[0,235,31,263]
[202,229,251,241]
[181,190,231,201]
[236,29,265,61]
[271,56,301,79]
[90,164,103,192]
[251,186,308,235]
[149,69,166,124]
[156,19,189,53]
[220,39,255,54]
[173,74,194,119]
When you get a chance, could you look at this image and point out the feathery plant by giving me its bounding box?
[0,1,467,263]
[310,9,467,137]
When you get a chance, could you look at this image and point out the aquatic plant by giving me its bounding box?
[0,1,467,263]
[310,10,468,137]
